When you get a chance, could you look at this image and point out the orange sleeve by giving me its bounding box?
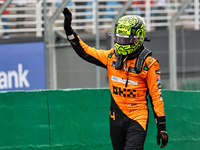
[145,61,165,117]
[78,37,114,67]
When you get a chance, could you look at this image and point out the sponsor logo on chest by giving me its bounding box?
[111,76,138,85]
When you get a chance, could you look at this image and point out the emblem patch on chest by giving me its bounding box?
[128,67,137,73]
[112,61,116,67]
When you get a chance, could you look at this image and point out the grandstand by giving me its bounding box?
[0,0,200,90]
[0,0,200,37]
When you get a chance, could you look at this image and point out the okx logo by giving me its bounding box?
[0,63,30,90]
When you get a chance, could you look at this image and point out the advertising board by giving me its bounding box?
[0,42,46,91]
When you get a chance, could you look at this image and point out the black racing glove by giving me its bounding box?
[156,117,168,148]
[62,7,74,37]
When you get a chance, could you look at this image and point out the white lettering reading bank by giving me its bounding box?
[0,63,30,89]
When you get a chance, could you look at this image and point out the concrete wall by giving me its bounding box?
[0,89,200,150]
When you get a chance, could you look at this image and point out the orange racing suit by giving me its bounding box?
[68,33,166,149]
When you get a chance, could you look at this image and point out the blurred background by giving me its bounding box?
[0,0,200,91]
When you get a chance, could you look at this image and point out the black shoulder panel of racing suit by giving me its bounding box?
[135,48,152,73]
[68,31,107,69]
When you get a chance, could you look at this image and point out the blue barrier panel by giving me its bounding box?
[0,42,46,91]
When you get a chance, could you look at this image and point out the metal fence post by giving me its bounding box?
[45,0,70,89]
[169,0,192,90]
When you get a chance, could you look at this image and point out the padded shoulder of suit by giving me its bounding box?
[144,56,157,70]
[135,48,152,73]
[107,48,115,58]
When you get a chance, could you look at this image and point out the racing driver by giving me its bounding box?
[62,7,168,150]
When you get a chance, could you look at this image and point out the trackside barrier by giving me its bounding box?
[0,89,200,150]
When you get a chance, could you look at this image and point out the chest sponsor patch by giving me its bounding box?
[112,61,116,67]
[128,67,137,73]
[157,80,161,85]
[156,70,161,74]
[156,74,160,79]
[111,76,138,85]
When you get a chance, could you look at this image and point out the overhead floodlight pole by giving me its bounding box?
[169,0,192,90]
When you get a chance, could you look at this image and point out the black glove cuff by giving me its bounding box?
[68,30,76,38]
[156,116,166,131]
[66,31,79,45]
[65,27,74,36]
[67,32,76,41]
